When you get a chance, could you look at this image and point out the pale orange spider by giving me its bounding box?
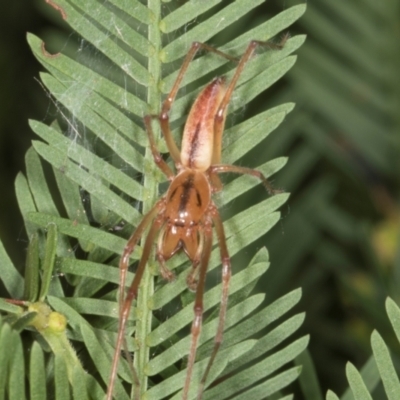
[107,36,286,400]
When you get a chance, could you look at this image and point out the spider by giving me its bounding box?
[107,36,287,400]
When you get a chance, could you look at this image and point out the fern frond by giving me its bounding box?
[0,1,305,398]
[325,298,400,400]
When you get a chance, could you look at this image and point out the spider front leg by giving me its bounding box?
[107,201,165,400]
[143,115,175,180]
[212,36,288,166]
[118,201,164,308]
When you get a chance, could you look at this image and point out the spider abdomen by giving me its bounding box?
[181,77,227,171]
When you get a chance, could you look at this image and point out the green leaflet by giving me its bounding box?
[0,1,307,399]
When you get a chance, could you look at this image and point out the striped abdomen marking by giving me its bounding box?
[181,77,226,171]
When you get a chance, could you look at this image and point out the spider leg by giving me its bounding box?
[143,115,175,180]
[107,202,164,400]
[212,36,287,165]
[210,164,282,195]
[197,205,231,400]
[160,42,238,165]
[118,201,165,308]
[182,219,213,400]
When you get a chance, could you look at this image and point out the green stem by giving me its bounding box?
[134,0,162,395]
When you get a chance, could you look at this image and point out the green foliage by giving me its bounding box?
[294,300,400,400]
[0,1,307,399]
[2,0,400,399]
[262,0,400,398]
[324,298,400,400]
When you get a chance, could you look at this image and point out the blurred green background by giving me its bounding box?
[0,0,60,267]
[1,0,400,397]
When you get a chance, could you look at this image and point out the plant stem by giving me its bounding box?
[134,0,162,395]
